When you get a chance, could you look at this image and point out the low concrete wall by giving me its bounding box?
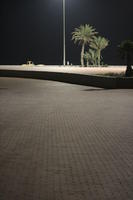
[0,69,133,89]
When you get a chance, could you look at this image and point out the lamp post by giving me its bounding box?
[63,0,66,66]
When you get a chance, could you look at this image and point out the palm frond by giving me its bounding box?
[90,36,109,50]
[72,24,98,46]
[118,40,133,59]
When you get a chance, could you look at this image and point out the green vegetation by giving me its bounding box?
[84,49,97,66]
[90,36,109,66]
[118,40,133,77]
[83,52,90,67]
[72,24,97,67]
[72,24,109,67]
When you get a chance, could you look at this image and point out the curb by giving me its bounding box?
[0,69,133,89]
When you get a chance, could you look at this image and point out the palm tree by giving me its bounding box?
[90,36,109,66]
[84,49,97,66]
[84,52,90,67]
[88,49,98,66]
[72,24,97,67]
[118,40,133,76]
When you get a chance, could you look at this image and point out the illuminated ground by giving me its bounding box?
[0,65,126,75]
[0,77,133,200]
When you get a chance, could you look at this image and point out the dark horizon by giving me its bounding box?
[0,0,133,65]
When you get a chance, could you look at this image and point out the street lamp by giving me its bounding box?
[63,0,66,66]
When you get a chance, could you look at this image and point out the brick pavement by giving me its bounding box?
[0,77,133,200]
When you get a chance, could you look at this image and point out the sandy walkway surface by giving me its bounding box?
[0,65,126,75]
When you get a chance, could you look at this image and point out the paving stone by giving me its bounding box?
[0,77,133,200]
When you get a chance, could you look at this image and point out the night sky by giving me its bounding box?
[0,0,133,65]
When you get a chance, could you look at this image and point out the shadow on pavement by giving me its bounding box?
[83,88,109,92]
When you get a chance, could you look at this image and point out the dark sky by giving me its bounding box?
[0,0,133,65]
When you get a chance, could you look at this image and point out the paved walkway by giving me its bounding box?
[0,77,133,200]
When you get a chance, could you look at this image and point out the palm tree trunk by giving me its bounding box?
[87,60,89,67]
[81,43,85,67]
[97,50,101,66]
